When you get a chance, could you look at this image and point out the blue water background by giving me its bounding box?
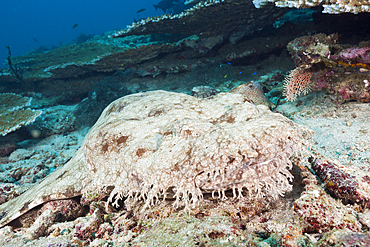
[0,0,162,68]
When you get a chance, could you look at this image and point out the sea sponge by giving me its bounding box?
[83,90,312,211]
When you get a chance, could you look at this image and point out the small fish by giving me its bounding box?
[72,24,79,29]
[153,0,178,13]
[33,37,39,42]
[136,8,146,14]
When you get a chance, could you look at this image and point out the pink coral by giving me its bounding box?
[283,68,312,101]
[339,47,370,64]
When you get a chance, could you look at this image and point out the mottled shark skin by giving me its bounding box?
[83,90,312,211]
[0,148,87,227]
[0,90,313,228]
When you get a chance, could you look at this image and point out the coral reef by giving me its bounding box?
[285,33,370,102]
[253,70,286,105]
[128,212,252,246]
[23,199,85,240]
[340,46,370,63]
[0,37,184,81]
[0,93,42,136]
[0,0,287,86]
[0,134,19,157]
[0,183,22,205]
[286,33,339,68]
[184,35,224,53]
[74,202,103,241]
[253,0,370,14]
[1,1,370,245]
[0,90,312,228]
[112,0,287,41]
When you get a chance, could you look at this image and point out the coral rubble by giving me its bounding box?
[293,164,362,235]
[294,184,361,233]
